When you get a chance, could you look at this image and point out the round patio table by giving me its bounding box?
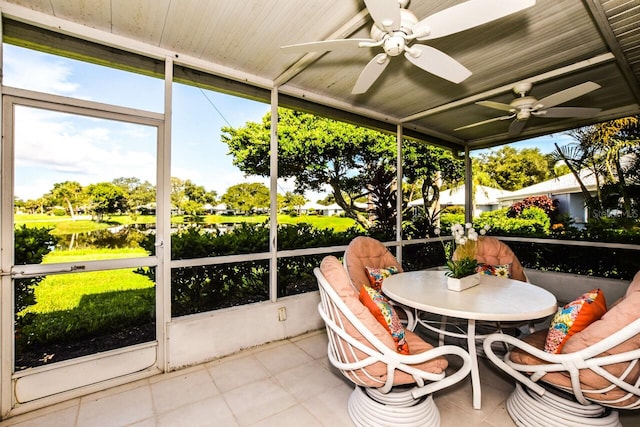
[382,270,557,410]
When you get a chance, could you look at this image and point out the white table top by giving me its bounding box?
[382,270,558,322]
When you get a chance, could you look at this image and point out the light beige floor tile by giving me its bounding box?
[223,377,297,426]
[128,417,158,427]
[275,361,346,402]
[151,368,219,414]
[76,385,153,427]
[0,406,78,427]
[301,383,354,427]
[291,331,328,359]
[252,341,314,375]
[438,397,490,427]
[249,404,322,427]
[157,394,238,427]
[208,354,270,393]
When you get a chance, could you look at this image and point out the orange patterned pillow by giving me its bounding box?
[359,284,409,354]
[544,289,607,353]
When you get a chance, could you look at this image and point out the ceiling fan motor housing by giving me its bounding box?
[370,9,418,57]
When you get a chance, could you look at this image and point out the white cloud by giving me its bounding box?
[14,108,156,200]
[4,47,80,95]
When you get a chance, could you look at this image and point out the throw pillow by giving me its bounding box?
[359,284,409,354]
[544,289,607,354]
[476,263,512,278]
[365,265,399,291]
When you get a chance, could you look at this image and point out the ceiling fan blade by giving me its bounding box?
[509,119,527,135]
[415,0,536,40]
[454,115,513,131]
[534,106,602,118]
[364,0,401,31]
[477,100,513,112]
[536,81,601,109]
[281,38,372,54]
[404,44,471,83]
[352,53,390,94]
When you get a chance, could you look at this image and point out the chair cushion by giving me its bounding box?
[476,262,512,278]
[359,284,409,354]
[510,271,640,407]
[344,236,403,290]
[544,289,607,354]
[319,256,447,388]
[472,236,527,282]
[365,265,399,290]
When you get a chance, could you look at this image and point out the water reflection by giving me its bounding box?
[54,223,238,251]
[55,224,154,251]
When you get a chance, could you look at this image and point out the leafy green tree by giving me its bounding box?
[221,182,270,213]
[476,146,553,191]
[555,116,640,216]
[112,177,156,214]
[170,177,217,217]
[85,182,127,221]
[222,108,398,228]
[48,181,86,219]
[280,191,306,213]
[222,108,462,233]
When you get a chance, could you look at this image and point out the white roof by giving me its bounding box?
[299,201,326,210]
[498,170,598,202]
[409,185,512,207]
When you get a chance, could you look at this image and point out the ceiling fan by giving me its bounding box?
[454,81,602,135]
[281,0,536,94]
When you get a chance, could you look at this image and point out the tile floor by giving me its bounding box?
[1,329,639,427]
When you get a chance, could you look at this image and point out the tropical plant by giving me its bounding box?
[437,223,488,278]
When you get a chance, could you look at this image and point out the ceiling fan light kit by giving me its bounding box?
[281,0,536,94]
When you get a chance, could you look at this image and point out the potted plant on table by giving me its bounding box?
[438,223,488,291]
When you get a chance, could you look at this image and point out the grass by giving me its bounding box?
[17,248,154,352]
[14,212,357,355]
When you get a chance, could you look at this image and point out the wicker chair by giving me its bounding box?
[483,271,640,427]
[315,256,471,427]
[343,236,416,329]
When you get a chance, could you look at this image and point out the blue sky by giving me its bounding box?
[4,43,572,202]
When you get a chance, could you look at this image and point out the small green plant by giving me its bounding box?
[437,223,488,278]
[444,257,478,278]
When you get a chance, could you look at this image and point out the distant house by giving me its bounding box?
[408,185,513,217]
[498,170,598,225]
[204,203,234,215]
[297,201,326,215]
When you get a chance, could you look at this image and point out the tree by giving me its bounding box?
[476,146,553,191]
[85,182,127,222]
[402,143,464,236]
[280,191,306,213]
[221,183,269,214]
[170,177,217,217]
[112,177,156,214]
[554,116,640,217]
[222,108,463,232]
[48,181,85,219]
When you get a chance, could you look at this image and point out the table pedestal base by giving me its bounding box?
[347,386,440,427]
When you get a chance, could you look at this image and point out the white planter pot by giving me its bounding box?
[447,273,480,292]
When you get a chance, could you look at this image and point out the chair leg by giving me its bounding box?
[506,383,621,427]
[347,386,441,427]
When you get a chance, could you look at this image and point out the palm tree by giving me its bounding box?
[553,116,639,217]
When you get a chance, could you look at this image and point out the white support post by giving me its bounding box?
[269,89,278,302]
[396,124,403,263]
